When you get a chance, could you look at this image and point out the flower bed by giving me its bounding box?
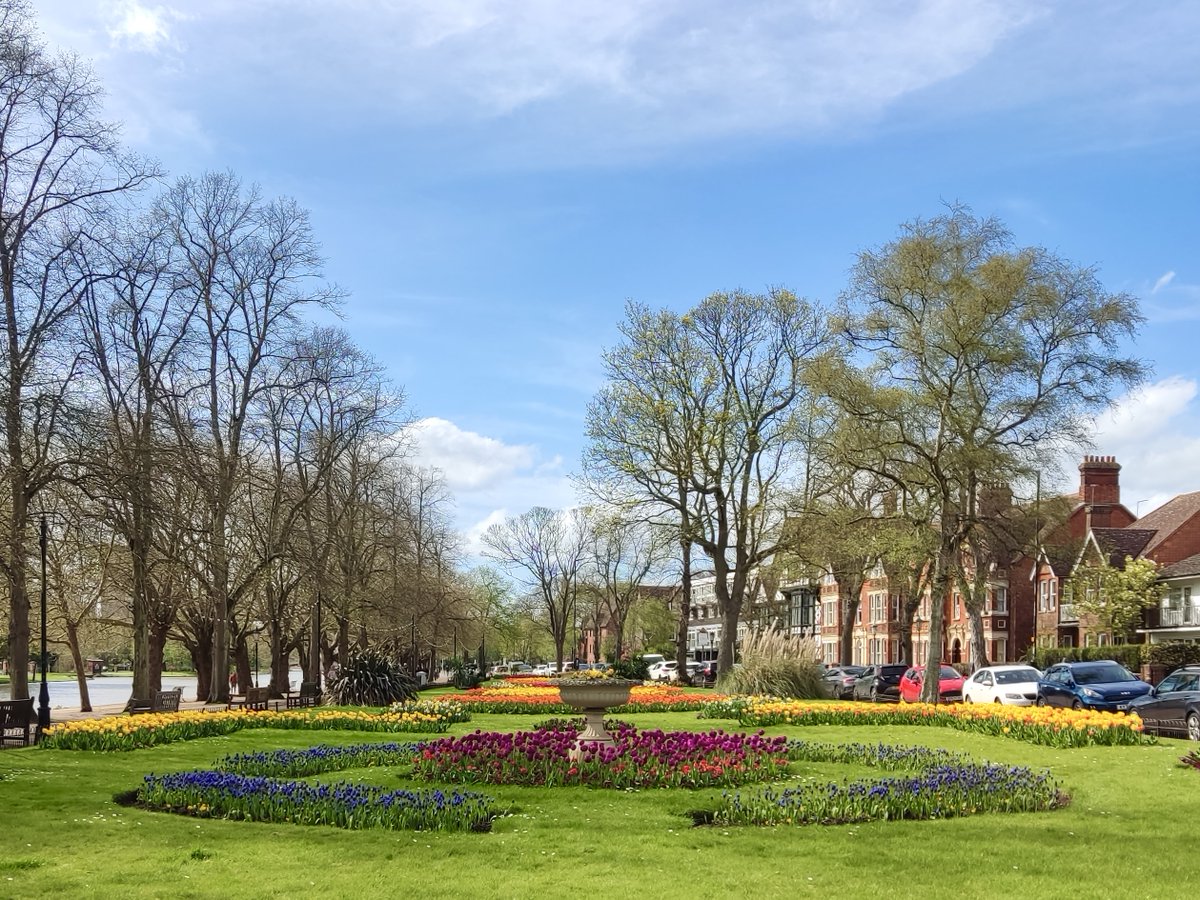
[413,724,789,788]
[216,741,424,778]
[41,704,463,752]
[714,760,1064,826]
[136,771,497,831]
[386,697,471,723]
[454,682,718,714]
[707,697,1146,748]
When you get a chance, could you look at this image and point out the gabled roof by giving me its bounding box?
[1134,491,1200,555]
[1089,528,1155,568]
[1158,552,1200,580]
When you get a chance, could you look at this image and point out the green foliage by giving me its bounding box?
[326,647,417,706]
[1143,640,1200,669]
[715,626,824,699]
[1024,643,1144,672]
[1067,556,1164,639]
[611,656,650,681]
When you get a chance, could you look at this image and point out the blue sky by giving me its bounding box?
[36,1,1200,551]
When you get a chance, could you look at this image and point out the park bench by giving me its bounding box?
[130,688,183,715]
[227,686,270,711]
[285,681,321,709]
[0,697,34,747]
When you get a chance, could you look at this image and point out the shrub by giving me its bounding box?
[1144,641,1200,670]
[1025,643,1143,671]
[611,657,650,681]
[326,647,417,706]
[715,626,824,699]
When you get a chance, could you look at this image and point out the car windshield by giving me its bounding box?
[995,668,1041,684]
[938,666,960,679]
[1074,664,1134,684]
[881,665,907,676]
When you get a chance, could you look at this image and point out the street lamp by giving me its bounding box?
[37,516,50,736]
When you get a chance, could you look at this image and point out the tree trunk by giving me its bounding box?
[675,539,693,681]
[149,620,171,693]
[64,621,92,713]
[5,465,30,701]
[967,607,989,671]
[269,622,287,697]
[920,537,953,703]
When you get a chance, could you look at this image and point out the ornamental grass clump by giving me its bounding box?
[326,646,418,706]
[413,725,789,789]
[137,771,497,832]
[715,627,824,699]
[215,742,424,778]
[715,762,1065,826]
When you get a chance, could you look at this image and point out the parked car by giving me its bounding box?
[821,665,866,699]
[1127,665,1200,740]
[898,664,965,703]
[1036,661,1151,712]
[648,660,679,682]
[852,663,908,702]
[962,665,1043,706]
[531,663,553,676]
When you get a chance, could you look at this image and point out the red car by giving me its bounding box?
[898,664,965,703]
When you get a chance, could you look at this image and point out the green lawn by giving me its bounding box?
[0,710,1195,899]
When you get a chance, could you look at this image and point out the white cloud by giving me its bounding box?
[408,417,535,491]
[1089,376,1200,517]
[406,417,578,559]
[1152,270,1176,294]
[106,1,175,52]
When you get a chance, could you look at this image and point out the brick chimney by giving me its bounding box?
[1079,455,1121,528]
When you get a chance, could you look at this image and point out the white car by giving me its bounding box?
[962,664,1043,706]
[648,660,679,682]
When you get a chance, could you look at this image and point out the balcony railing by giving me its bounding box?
[1143,605,1200,629]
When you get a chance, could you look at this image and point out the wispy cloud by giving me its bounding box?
[1152,270,1176,294]
[37,0,1044,162]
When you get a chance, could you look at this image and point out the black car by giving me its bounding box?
[852,663,908,702]
[1127,665,1200,740]
[821,665,866,699]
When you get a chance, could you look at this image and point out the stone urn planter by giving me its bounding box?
[555,679,637,757]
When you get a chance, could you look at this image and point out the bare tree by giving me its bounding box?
[0,0,158,698]
[483,507,588,670]
[162,172,340,703]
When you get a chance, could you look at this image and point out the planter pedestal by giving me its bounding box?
[555,680,635,759]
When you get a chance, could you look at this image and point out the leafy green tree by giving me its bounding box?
[834,207,1145,696]
[1068,555,1164,641]
[585,290,829,674]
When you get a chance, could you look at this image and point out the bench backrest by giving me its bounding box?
[246,687,269,704]
[0,698,34,728]
[299,681,320,698]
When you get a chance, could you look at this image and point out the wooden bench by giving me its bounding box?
[1,698,34,747]
[227,686,270,711]
[285,681,321,710]
[130,688,182,715]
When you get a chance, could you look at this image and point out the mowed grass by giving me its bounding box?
[0,710,1196,899]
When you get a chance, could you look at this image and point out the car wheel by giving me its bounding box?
[1036,695,1046,707]
[870,687,879,703]
[1071,699,1083,711]
[964,694,973,703]
[1188,712,1200,742]
[994,697,1003,704]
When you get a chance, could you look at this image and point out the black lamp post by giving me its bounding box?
[37,515,50,735]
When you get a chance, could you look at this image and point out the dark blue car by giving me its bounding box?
[1036,661,1151,711]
